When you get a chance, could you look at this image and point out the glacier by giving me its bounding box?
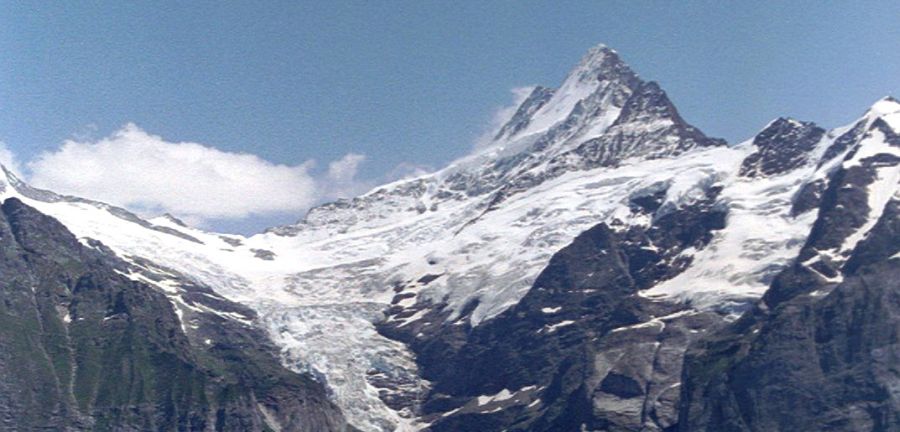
[0,45,896,431]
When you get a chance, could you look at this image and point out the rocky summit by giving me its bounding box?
[0,45,897,431]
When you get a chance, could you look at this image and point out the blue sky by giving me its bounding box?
[1,1,899,233]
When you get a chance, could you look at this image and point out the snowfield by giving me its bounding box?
[0,44,897,431]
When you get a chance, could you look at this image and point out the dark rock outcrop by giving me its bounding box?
[0,198,348,431]
[739,118,825,178]
[380,185,730,431]
[679,199,899,432]
[679,133,900,432]
[495,86,556,140]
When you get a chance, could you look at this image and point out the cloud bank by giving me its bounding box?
[26,124,368,223]
[4,85,529,230]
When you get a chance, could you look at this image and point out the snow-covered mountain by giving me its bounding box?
[0,44,897,431]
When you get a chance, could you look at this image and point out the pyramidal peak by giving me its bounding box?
[866,95,900,133]
[491,44,642,142]
[868,95,900,114]
[749,116,821,141]
[274,43,726,237]
[0,40,897,432]
[766,116,809,128]
[566,43,636,85]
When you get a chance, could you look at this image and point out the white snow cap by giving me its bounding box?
[867,96,900,133]
[867,96,900,116]
[570,44,619,77]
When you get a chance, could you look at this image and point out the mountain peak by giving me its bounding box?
[578,43,616,65]
[740,116,824,177]
[753,117,818,138]
[869,95,899,112]
[865,96,900,133]
[564,43,637,87]
[865,96,900,120]
[492,43,641,143]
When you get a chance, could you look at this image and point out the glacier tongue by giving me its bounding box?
[1,41,897,431]
[0,42,736,428]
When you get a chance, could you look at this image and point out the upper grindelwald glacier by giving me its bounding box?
[0,44,897,431]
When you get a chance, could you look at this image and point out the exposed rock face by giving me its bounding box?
[379,185,731,431]
[679,115,900,431]
[376,95,899,431]
[680,199,899,432]
[0,44,896,432]
[270,45,724,239]
[0,198,348,431]
[739,118,826,177]
[569,81,725,170]
[495,86,556,140]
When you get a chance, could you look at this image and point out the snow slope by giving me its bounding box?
[1,46,897,431]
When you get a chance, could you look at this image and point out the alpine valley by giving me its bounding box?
[1,44,898,431]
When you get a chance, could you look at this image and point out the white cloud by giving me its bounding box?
[327,153,366,183]
[26,124,344,222]
[472,86,535,149]
[2,86,518,229]
[0,123,430,231]
[323,153,372,198]
[0,141,23,177]
[385,162,433,182]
